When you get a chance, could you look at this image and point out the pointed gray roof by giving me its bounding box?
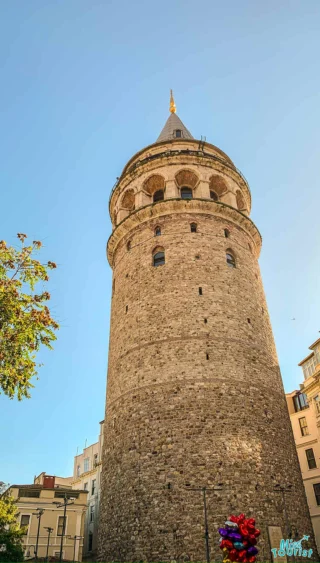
[156,113,194,143]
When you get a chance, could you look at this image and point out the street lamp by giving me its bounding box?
[186,484,223,563]
[53,496,75,562]
[44,527,53,562]
[67,535,83,562]
[274,483,293,537]
[32,508,45,560]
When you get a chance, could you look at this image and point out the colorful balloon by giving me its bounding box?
[247,547,258,556]
[219,528,229,538]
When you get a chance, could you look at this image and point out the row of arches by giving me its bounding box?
[115,170,247,224]
[151,246,237,268]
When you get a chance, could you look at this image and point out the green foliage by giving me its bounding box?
[0,494,24,562]
[0,234,59,400]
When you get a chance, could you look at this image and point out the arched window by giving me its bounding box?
[190,223,197,233]
[175,129,182,138]
[155,226,161,236]
[153,250,165,267]
[153,190,164,202]
[181,187,193,200]
[226,250,236,268]
[210,190,219,201]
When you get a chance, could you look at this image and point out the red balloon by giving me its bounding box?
[248,557,256,563]
[243,541,249,548]
[238,513,246,523]
[239,549,247,560]
[254,529,261,537]
[229,515,239,523]
[220,539,233,550]
[239,525,249,538]
[248,535,257,545]
[247,518,255,526]
[229,549,238,561]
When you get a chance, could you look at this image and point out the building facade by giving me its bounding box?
[71,421,104,560]
[98,95,317,562]
[8,480,87,561]
[287,338,320,551]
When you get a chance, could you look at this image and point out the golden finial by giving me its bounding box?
[169,89,176,113]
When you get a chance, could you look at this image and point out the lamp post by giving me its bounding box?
[274,484,293,537]
[68,535,83,562]
[32,508,45,560]
[53,495,75,562]
[44,527,53,562]
[185,484,223,563]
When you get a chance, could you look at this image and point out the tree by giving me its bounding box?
[0,485,24,562]
[0,234,59,400]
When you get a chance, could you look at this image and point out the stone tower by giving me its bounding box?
[98,95,317,562]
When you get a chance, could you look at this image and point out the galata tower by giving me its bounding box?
[98,93,317,562]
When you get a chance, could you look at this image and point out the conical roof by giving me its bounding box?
[156,112,194,143]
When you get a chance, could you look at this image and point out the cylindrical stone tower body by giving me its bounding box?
[98,108,317,562]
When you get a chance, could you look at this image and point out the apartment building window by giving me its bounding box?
[90,505,95,522]
[88,532,93,552]
[314,396,320,415]
[293,392,308,412]
[93,453,98,467]
[91,479,96,496]
[20,515,30,534]
[84,458,90,472]
[299,417,309,436]
[302,356,317,380]
[18,489,40,498]
[84,482,88,491]
[57,516,66,536]
[313,483,320,505]
[306,448,317,469]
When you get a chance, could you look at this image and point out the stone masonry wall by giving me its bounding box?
[98,169,317,562]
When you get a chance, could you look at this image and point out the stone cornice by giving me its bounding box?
[109,147,252,214]
[107,198,262,266]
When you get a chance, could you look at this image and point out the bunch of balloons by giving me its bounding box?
[218,513,260,563]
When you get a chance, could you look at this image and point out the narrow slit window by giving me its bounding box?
[247,318,251,324]
[153,250,165,267]
[206,353,209,360]
[190,223,197,233]
[125,305,128,313]
[224,229,230,238]
[199,287,202,295]
[155,226,161,236]
[226,251,236,268]
[204,318,207,324]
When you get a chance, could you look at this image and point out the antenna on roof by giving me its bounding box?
[84,438,87,449]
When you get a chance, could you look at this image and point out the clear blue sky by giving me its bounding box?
[1,0,320,485]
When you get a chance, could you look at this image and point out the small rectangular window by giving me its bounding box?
[314,483,320,505]
[84,482,88,491]
[90,505,95,522]
[57,516,65,536]
[91,479,96,496]
[20,515,30,534]
[293,393,308,412]
[199,287,202,295]
[84,457,90,472]
[306,448,317,469]
[299,416,309,436]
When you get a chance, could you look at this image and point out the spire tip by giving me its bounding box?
[170,89,176,114]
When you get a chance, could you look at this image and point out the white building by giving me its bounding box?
[71,420,104,561]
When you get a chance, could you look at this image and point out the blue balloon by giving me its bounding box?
[233,542,244,551]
